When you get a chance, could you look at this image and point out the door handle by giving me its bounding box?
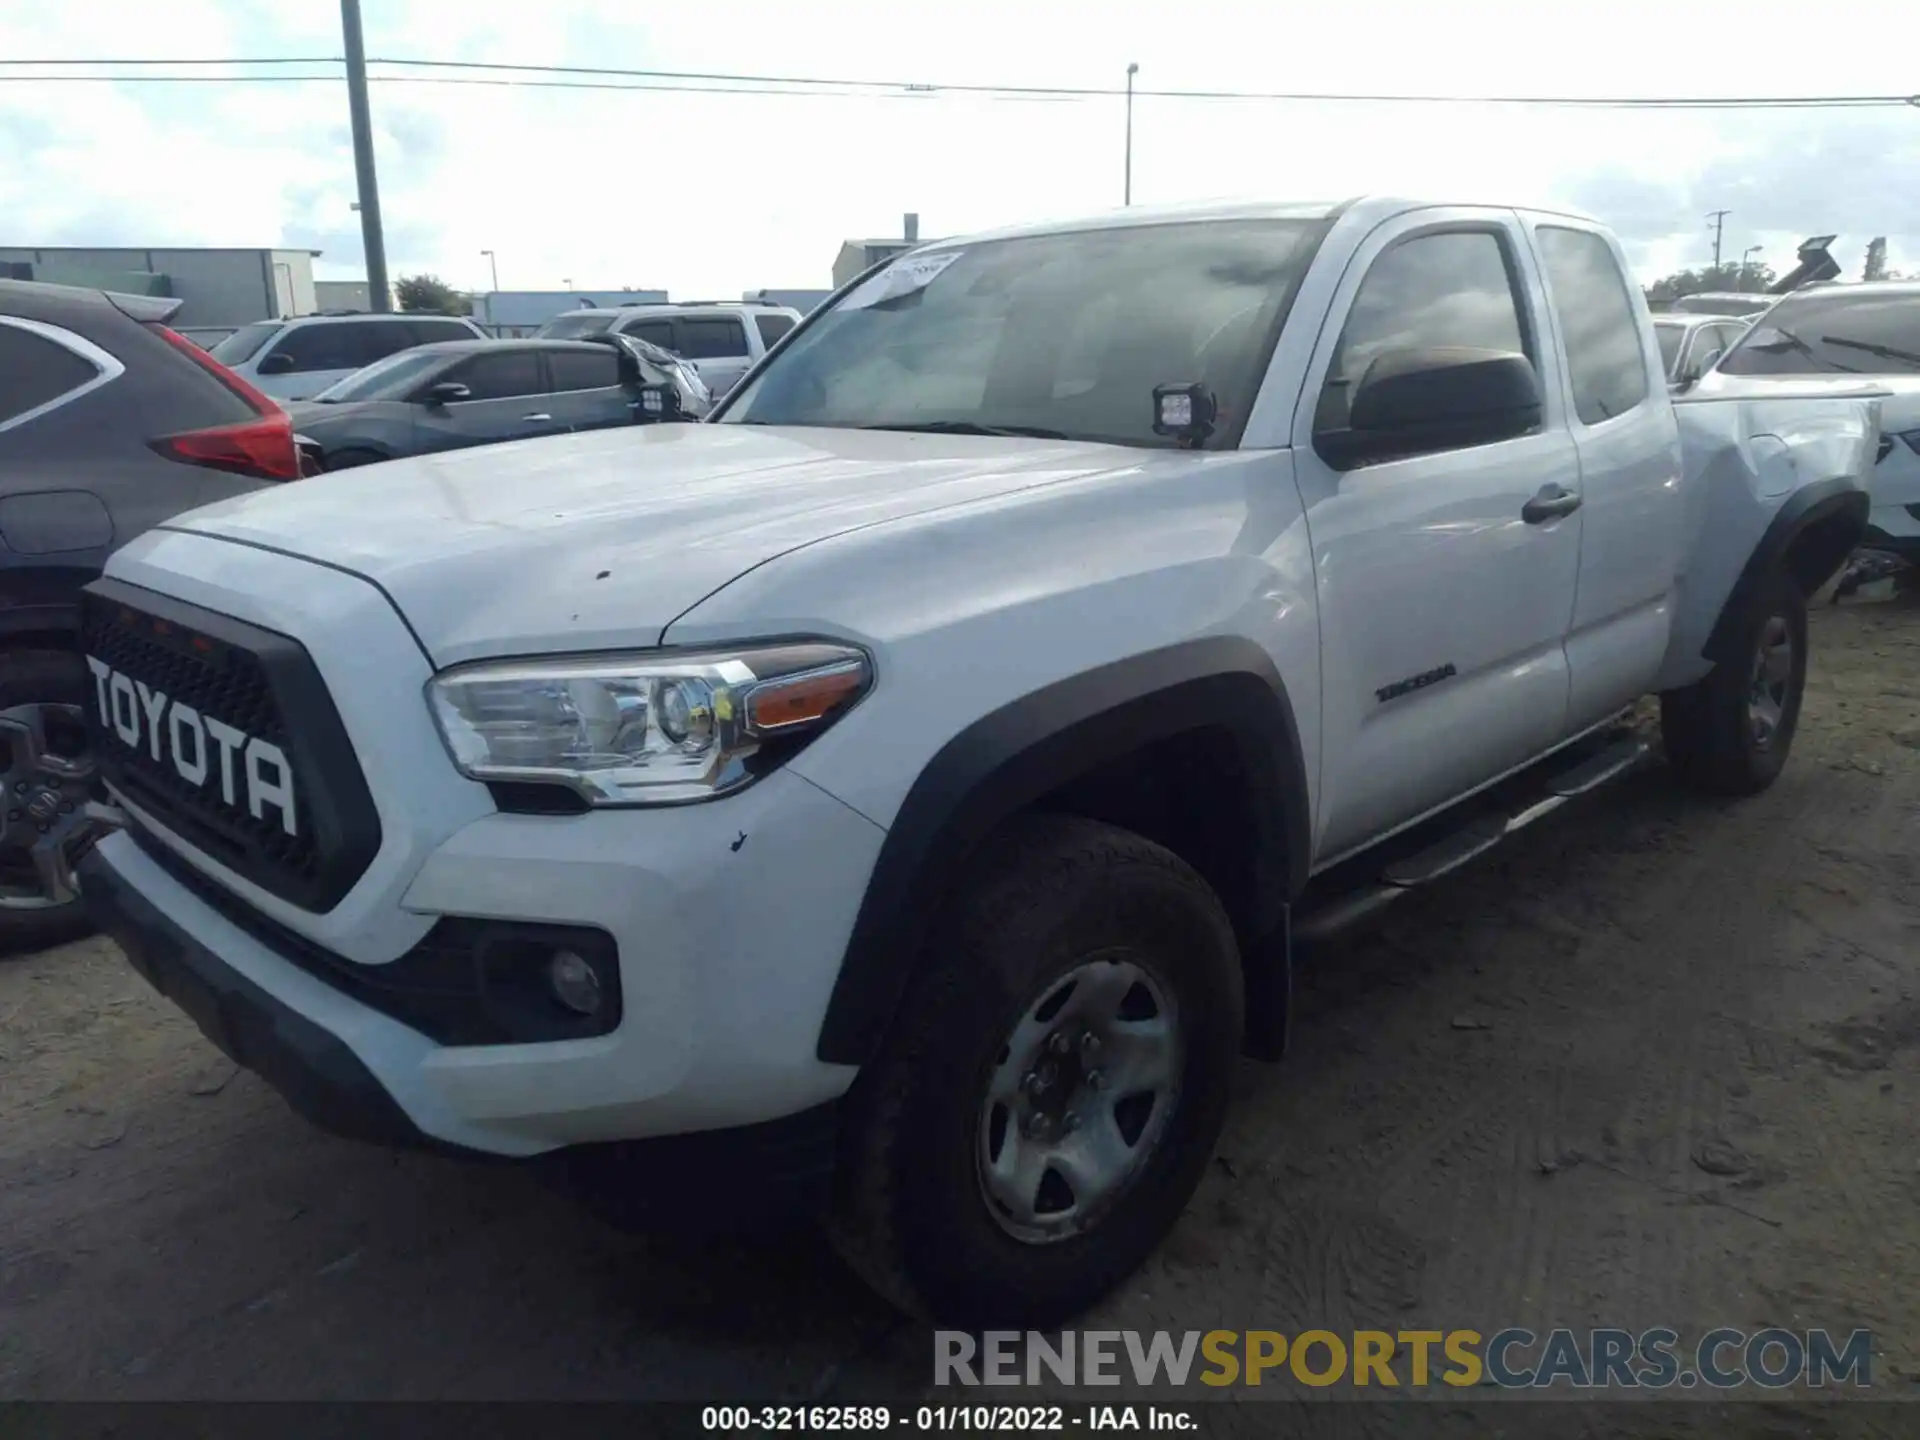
[1522,484,1583,524]
[521,412,553,423]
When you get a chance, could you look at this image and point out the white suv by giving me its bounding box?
[533,302,799,398]
[208,312,490,402]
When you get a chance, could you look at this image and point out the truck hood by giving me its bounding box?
[166,423,1139,666]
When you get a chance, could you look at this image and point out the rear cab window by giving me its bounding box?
[1654,323,1686,374]
[1534,225,1650,423]
[1719,291,1920,377]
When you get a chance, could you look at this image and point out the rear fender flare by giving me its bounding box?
[1703,479,1868,662]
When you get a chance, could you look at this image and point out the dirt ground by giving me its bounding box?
[2,591,1917,1430]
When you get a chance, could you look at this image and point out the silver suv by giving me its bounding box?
[208,312,489,402]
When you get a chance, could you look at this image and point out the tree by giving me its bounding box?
[1644,261,1778,307]
[394,273,470,316]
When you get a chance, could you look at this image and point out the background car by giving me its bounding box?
[173,326,237,350]
[207,311,489,402]
[0,279,303,948]
[532,300,799,398]
[1698,279,1920,558]
[286,334,701,472]
[1653,313,1750,390]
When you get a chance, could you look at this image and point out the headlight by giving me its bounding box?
[427,642,871,805]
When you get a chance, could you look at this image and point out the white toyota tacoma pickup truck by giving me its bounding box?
[60,197,1880,1326]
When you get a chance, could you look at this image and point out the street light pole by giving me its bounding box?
[481,250,499,293]
[1124,62,1139,206]
[1741,245,1762,292]
[340,0,391,312]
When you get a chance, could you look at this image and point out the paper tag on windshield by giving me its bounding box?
[839,250,962,310]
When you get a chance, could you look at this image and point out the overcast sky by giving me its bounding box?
[4,0,1919,298]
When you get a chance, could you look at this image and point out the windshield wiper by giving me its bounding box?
[861,420,1074,441]
[1820,335,1920,370]
[1745,327,1861,373]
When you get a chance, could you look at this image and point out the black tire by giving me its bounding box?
[1661,561,1809,796]
[826,813,1243,1326]
[323,448,386,472]
[0,649,97,955]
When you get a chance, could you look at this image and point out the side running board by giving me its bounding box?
[1293,733,1651,946]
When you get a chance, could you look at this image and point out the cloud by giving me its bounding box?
[3,0,1919,294]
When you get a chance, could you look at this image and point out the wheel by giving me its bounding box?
[827,813,1243,1325]
[0,650,101,955]
[1661,561,1809,796]
[323,447,385,472]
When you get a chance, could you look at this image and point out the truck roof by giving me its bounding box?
[912,195,1608,250]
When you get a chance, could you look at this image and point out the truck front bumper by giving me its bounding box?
[81,754,883,1199]
[81,822,854,1223]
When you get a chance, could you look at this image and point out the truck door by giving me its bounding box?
[1525,221,1686,735]
[1290,210,1583,860]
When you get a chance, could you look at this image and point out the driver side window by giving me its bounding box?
[1313,229,1532,440]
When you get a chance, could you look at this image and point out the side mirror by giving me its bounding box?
[423,381,471,406]
[634,381,684,423]
[256,352,296,376]
[1321,347,1541,469]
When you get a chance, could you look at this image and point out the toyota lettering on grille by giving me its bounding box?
[85,656,298,838]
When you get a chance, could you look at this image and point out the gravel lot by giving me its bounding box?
[2,589,1916,1431]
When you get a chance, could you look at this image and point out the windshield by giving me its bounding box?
[719,218,1324,448]
[309,348,450,402]
[536,312,619,340]
[1718,291,1920,376]
[208,320,281,365]
[1654,323,1686,373]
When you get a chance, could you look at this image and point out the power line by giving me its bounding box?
[3,55,1918,108]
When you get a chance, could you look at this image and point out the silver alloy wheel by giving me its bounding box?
[976,955,1182,1244]
[0,702,97,910]
[1747,614,1793,748]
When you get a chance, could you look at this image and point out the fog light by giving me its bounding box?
[547,950,602,1015]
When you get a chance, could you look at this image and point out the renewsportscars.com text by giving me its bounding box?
[935,1328,1873,1391]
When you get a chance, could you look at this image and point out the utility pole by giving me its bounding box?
[341,0,391,312]
[1707,209,1730,274]
[1124,63,1138,206]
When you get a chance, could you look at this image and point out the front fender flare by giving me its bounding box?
[814,636,1311,1067]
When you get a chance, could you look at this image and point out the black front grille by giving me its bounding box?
[80,577,381,912]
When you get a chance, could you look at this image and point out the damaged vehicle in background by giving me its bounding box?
[285,335,701,473]
[62,198,1880,1326]
[1695,278,1920,559]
